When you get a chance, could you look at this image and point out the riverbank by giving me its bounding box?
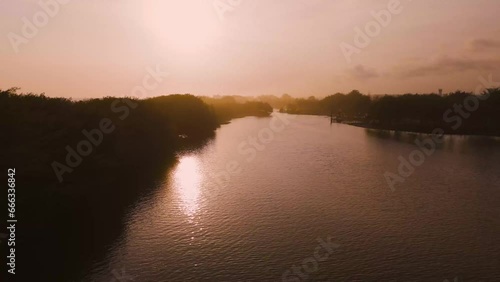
[1,89,273,281]
[344,121,500,137]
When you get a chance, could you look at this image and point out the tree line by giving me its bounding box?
[0,89,273,182]
[276,89,500,136]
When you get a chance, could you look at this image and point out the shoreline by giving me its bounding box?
[343,121,500,138]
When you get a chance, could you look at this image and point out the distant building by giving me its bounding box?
[438,89,443,96]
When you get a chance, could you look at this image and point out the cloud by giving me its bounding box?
[348,65,379,80]
[467,38,500,52]
[395,56,500,78]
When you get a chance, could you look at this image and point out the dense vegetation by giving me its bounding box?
[0,89,273,182]
[202,96,273,123]
[277,89,500,136]
[1,90,216,182]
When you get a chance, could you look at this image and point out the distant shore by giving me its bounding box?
[343,121,500,137]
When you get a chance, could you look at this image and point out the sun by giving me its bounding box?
[140,0,221,55]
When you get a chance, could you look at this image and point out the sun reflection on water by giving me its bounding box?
[173,156,202,219]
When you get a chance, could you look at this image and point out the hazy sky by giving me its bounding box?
[1,0,500,98]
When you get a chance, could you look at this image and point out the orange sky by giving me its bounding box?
[1,0,500,98]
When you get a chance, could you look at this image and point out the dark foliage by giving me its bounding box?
[278,89,500,136]
[0,90,220,181]
[201,96,273,123]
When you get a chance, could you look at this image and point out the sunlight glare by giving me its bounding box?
[174,156,203,218]
[141,0,220,55]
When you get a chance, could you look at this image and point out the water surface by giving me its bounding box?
[84,114,500,281]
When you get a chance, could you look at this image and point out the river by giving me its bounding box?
[82,113,500,281]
